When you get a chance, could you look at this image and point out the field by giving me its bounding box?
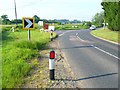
[1,26,56,88]
[91,28,119,43]
[54,23,89,30]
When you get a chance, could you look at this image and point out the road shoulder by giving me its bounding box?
[22,39,80,88]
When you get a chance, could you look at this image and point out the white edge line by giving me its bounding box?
[59,33,64,36]
[91,45,120,60]
[59,30,75,37]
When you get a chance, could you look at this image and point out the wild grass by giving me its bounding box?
[2,28,56,88]
[0,47,1,89]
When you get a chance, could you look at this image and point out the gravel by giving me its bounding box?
[22,38,80,89]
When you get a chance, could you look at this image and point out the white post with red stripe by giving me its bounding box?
[49,50,55,80]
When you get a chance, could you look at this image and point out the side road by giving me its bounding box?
[22,38,80,88]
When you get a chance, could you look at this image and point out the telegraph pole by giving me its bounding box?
[14,0,18,27]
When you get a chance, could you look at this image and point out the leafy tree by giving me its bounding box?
[33,15,40,23]
[1,15,11,25]
[42,19,49,23]
[92,11,104,27]
[86,21,92,27]
[57,22,61,25]
[101,1,119,31]
[11,19,22,24]
[0,18,2,24]
[1,15,8,20]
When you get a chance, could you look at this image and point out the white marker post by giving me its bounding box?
[50,30,53,41]
[49,50,55,80]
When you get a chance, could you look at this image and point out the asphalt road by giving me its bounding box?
[55,29,119,88]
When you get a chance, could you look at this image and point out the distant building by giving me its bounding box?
[61,21,66,25]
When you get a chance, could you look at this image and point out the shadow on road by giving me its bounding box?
[55,72,118,81]
[60,45,93,50]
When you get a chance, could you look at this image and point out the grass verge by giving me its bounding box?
[91,28,119,43]
[0,48,1,89]
[2,29,56,88]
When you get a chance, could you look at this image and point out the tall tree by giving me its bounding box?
[101,1,119,31]
[92,11,104,27]
[33,15,40,23]
[86,21,92,27]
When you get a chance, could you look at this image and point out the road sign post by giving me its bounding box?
[49,50,55,80]
[28,29,30,41]
[22,17,34,41]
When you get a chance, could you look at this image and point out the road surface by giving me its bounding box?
[55,29,119,88]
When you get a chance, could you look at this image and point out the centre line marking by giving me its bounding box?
[76,33,78,36]
[77,36,85,42]
[91,45,120,60]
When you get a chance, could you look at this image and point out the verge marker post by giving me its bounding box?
[50,30,53,41]
[49,50,55,80]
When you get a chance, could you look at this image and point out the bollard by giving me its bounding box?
[49,50,55,80]
[50,30,53,41]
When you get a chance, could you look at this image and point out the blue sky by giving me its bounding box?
[1,0,103,21]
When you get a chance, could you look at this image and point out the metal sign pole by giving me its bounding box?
[28,29,30,41]
[22,18,34,41]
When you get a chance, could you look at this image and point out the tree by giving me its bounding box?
[92,11,104,27]
[86,21,92,27]
[101,1,119,31]
[33,15,40,23]
[1,15,11,24]
[11,19,22,24]
[57,22,61,25]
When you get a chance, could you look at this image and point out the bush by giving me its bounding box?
[2,26,12,31]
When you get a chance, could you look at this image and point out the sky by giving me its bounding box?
[1,0,103,21]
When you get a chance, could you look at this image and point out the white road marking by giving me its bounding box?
[59,33,64,36]
[76,35,95,43]
[76,33,78,36]
[91,45,120,60]
[77,36,85,42]
[59,30,75,37]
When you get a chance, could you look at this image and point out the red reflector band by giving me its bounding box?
[50,51,55,59]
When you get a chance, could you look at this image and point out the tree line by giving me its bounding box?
[101,1,119,31]
[0,15,82,25]
[0,15,41,25]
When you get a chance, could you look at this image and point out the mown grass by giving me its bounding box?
[91,28,119,43]
[2,28,56,88]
